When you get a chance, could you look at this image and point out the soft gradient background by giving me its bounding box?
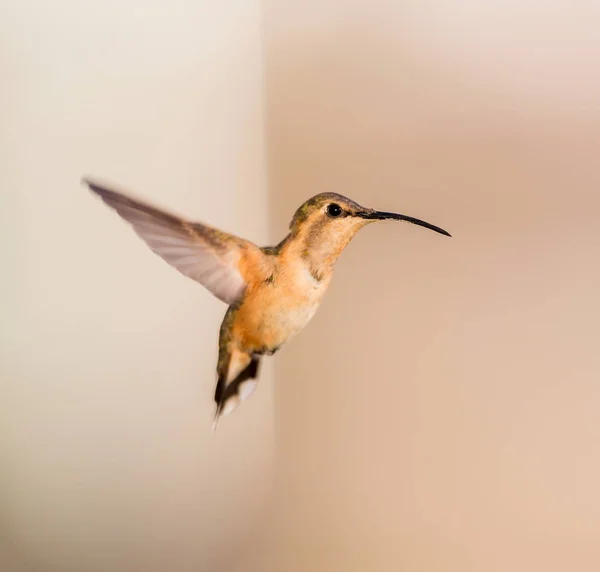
[2,1,600,571]
[1,1,272,571]
[263,2,600,571]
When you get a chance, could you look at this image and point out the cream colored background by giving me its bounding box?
[1,1,272,571]
[2,1,600,571]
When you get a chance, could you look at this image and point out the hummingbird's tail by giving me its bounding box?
[213,355,261,433]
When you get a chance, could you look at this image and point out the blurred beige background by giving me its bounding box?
[263,2,600,571]
[2,1,600,571]
[0,1,272,571]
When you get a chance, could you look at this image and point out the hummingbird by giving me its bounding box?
[83,178,450,431]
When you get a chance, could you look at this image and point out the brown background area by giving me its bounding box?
[263,1,600,570]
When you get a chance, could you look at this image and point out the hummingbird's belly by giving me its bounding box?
[233,269,328,353]
[265,298,321,344]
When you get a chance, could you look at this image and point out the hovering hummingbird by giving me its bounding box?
[83,178,450,430]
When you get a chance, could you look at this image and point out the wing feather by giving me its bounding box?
[84,179,254,305]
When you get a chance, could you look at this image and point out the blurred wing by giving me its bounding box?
[84,179,253,305]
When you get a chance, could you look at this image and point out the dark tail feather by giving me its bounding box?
[213,357,260,433]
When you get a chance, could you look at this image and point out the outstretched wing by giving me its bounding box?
[84,178,255,305]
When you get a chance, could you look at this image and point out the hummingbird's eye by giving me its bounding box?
[326,203,342,217]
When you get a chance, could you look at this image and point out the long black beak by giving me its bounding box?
[358,209,451,237]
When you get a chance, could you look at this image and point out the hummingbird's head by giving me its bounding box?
[287,192,450,269]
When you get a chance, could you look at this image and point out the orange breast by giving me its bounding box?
[232,259,330,353]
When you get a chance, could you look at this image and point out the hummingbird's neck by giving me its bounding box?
[281,223,359,281]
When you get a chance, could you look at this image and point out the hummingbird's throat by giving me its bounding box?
[296,217,370,280]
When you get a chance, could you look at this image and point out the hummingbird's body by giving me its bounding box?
[84,180,450,429]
